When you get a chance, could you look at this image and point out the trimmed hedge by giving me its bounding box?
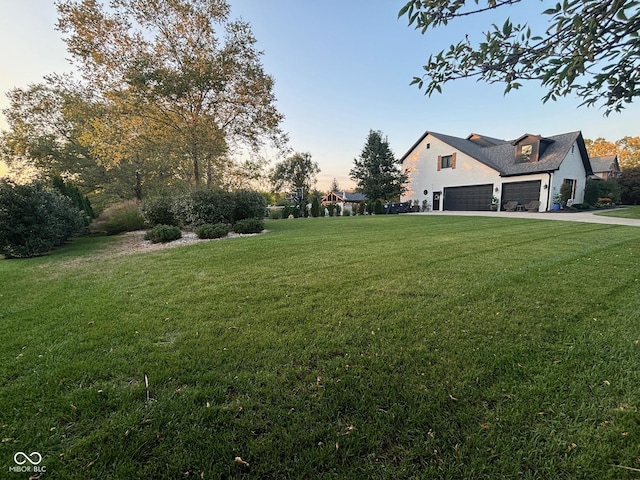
[143,224,182,243]
[233,218,264,234]
[195,223,230,239]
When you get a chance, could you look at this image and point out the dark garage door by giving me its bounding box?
[501,180,541,206]
[443,184,493,211]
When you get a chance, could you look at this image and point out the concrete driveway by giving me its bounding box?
[418,208,640,227]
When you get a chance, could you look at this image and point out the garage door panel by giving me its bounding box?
[501,181,541,206]
[444,184,493,211]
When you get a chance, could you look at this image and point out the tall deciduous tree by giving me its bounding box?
[56,0,286,188]
[269,152,320,211]
[584,138,618,159]
[350,130,407,202]
[399,0,640,113]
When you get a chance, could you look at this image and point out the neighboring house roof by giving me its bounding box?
[400,130,594,177]
[590,155,620,175]
[321,191,366,203]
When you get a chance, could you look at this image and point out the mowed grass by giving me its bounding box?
[597,205,640,219]
[1,215,639,479]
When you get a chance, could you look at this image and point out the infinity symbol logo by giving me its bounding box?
[14,451,42,465]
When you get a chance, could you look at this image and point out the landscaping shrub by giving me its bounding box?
[584,178,621,206]
[374,199,384,215]
[195,223,230,239]
[179,189,234,226]
[358,202,366,215]
[232,189,267,222]
[0,180,85,258]
[570,203,591,210]
[142,196,180,227]
[143,224,182,243]
[233,218,264,234]
[90,200,146,235]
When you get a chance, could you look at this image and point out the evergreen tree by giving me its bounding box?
[350,130,408,201]
[311,196,321,217]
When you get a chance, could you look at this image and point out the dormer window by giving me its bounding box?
[520,144,533,162]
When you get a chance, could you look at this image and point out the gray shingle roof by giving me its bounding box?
[401,130,593,177]
[590,155,619,174]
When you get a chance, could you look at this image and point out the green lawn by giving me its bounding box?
[596,205,640,219]
[1,215,639,479]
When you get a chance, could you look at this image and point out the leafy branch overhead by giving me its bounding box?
[399,0,640,113]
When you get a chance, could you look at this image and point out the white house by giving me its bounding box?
[400,130,594,212]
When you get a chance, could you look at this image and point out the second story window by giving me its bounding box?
[441,155,453,168]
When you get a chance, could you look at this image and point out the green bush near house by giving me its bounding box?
[584,178,621,206]
[143,224,182,243]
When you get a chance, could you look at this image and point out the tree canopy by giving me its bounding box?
[1,0,287,206]
[399,0,640,114]
[350,130,408,202]
[269,152,320,207]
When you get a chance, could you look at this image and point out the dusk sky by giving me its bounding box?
[2,0,639,189]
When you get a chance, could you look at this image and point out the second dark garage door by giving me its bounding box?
[443,184,493,211]
[501,180,541,206]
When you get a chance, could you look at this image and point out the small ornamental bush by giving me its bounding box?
[233,218,264,234]
[90,200,146,235]
[0,180,85,258]
[195,223,230,239]
[374,200,384,215]
[142,196,180,227]
[144,224,182,243]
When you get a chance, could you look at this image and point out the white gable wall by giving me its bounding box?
[550,141,587,206]
[402,134,500,210]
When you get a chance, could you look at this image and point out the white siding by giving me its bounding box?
[550,141,587,205]
[401,134,589,212]
[402,134,500,211]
